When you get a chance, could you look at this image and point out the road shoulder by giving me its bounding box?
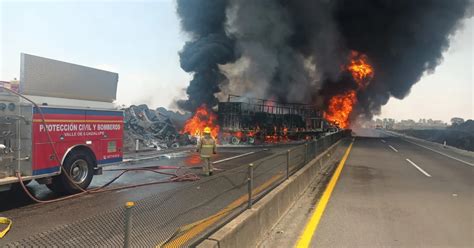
[258,141,351,248]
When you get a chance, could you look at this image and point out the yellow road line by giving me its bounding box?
[295,139,355,248]
[161,173,284,248]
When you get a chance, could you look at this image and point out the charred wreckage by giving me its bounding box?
[123,96,336,150]
[217,95,334,145]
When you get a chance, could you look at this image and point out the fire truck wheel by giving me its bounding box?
[47,150,94,195]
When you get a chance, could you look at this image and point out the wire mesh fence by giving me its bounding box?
[246,131,350,211]
[3,130,350,248]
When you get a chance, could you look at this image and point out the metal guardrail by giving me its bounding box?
[3,130,350,248]
[244,130,349,210]
[186,130,350,246]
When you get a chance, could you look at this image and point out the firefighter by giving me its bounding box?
[197,127,217,176]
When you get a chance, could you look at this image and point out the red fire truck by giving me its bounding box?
[0,54,123,194]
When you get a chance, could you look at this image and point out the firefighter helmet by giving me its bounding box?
[203,127,212,134]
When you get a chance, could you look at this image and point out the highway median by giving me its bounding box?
[196,136,351,248]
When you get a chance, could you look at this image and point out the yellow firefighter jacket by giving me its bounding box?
[197,135,216,158]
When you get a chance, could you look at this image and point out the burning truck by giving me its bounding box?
[181,95,335,145]
[217,95,333,144]
[179,51,374,142]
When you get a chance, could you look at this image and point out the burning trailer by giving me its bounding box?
[218,95,333,145]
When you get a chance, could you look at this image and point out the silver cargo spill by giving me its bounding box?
[20,53,118,102]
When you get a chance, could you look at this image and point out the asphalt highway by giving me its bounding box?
[262,129,473,247]
[0,144,298,246]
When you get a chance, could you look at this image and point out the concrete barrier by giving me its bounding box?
[197,139,344,248]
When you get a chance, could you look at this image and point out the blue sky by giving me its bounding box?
[1,0,191,109]
[1,0,472,122]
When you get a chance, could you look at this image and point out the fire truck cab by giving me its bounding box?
[0,54,123,194]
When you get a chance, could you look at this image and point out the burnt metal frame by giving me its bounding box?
[219,95,324,134]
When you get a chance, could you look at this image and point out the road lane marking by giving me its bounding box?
[295,139,355,248]
[388,145,398,152]
[402,139,474,167]
[381,139,386,143]
[212,151,257,164]
[406,158,432,177]
[161,173,283,247]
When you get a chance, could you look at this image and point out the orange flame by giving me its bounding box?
[324,91,357,128]
[181,105,220,139]
[324,51,374,128]
[347,51,374,89]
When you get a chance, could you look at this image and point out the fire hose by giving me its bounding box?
[0,86,200,205]
[0,217,12,238]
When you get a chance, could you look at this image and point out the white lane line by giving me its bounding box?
[403,139,474,167]
[406,158,432,177]
[212,151,256,164]
[381,139,386,143]
[388,145,398,152]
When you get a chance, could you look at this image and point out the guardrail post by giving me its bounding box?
[286,150,290,179]
[304,143,308,164]
[319,152,323,169]
[247,163,254,209]
[313,140,318,158]
[124,201,135,248]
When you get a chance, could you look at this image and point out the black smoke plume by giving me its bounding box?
[177,0,472,120]
[176,0,237,112]
[314,0,472,119]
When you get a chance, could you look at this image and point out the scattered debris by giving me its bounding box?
[123,105,192,152]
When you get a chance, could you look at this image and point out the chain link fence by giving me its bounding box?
[3,131,350,248]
